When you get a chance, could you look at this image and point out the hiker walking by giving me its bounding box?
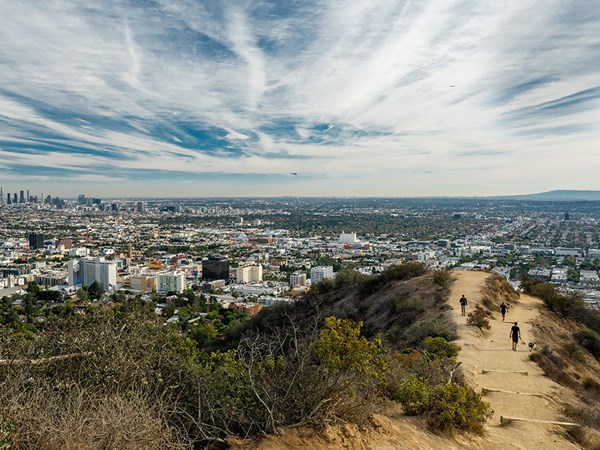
[459,294,468,316]
[500,302,508,321]
[510,322,522,351]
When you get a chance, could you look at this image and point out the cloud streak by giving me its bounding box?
[0,0,598,196]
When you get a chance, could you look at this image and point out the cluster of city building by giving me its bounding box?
[1,195,599,318]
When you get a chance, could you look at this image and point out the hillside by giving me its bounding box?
[2,266,597,449]
[500,190,600,201]
[217,263,456,352]
[235,271,600,450]
[0,264,469,449]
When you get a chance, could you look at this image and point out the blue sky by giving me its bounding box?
[0,0,599,197]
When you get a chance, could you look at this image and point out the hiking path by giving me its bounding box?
[449,270,580,450]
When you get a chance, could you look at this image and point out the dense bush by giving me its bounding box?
[1,308,399,447]
[395,375,431,415]
[425,384,493,435]
[421,336,459,360]
[389,336,491,435]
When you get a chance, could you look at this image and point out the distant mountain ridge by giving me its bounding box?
[498,190,600,201]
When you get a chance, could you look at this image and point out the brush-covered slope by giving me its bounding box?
[217,262,456,353]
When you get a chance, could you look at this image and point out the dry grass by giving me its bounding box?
[0,375,186,450]
[479,275,519,313]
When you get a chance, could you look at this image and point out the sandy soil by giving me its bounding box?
[449,270,580,450]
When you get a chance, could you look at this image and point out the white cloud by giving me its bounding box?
[0,0,598,195]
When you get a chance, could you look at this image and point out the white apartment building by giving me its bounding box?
[157,271,185,295]
[68,247,89,257]
[69,257,117,291]
[588,249,600,258]
[555,247,582,257]
[290,271,307,287]
[236,264,263,283]
[310,266,334,284]
[339,232,358,244]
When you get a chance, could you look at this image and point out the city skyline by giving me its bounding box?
[1,1,599,197]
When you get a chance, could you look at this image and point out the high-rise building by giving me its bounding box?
[157,271,185,295]
[5,193,10,205]
[0,187,3,205]
[236,264,263,283]
[310,266,334,285]
[129,275,158,292]
[136,201,145,213]
[202,255,230,281]
[290,271,307,287]
[70,257,117,291]
[78,194,86,205]
[28,232,44,250]
[19,190,25,203]
[26,190,30,202]
[339,232,358,244]
[13,193,18,204]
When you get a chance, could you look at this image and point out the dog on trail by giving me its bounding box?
[528,342,535,352]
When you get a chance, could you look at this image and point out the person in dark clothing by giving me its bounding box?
[459,295,468,316]
[510,322,521,351]
[500,302,508,321]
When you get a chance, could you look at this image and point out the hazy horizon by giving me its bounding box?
[1,1,599,197]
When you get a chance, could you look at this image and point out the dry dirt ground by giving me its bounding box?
[449,270,580,450]
[232,271,582,450]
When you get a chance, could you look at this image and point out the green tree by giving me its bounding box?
[27,281,40,295]
[88,281,104,300]
[567,268,580,283]
[77,289,89,302]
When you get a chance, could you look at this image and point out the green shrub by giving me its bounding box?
[421,336,459,360]
[426,384,493,435]
[466,306,491,330]
[317,316,388,381]
[574,329,600,360]
[395,375,432,416]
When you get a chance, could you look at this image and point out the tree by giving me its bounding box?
[36,290,63,302]
[77,289,89,302]
[27,281,40,295]
[88,281,104,301]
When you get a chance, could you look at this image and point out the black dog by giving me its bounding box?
[528,342,535,352]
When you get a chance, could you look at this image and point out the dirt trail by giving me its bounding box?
[449,271,580,450]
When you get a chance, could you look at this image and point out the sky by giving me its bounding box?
[0,0,599,198]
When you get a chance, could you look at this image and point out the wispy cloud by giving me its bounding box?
[0,0,598,196]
